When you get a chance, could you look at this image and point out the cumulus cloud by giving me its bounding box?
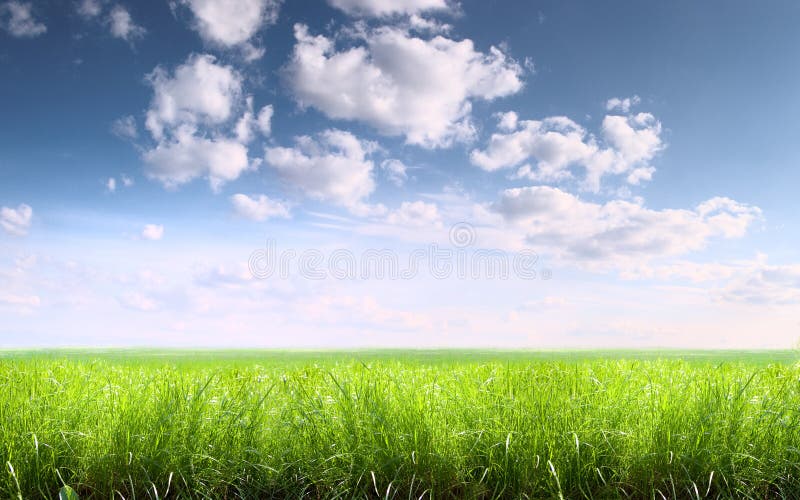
[491,186,761,264]
[143,125,250,191]
[141,224,164,241]
[230,193,290,221]
[1,1,46,37]
[145,54,242,141]
[106,177,116,193]
[142,54,258,190]
[265,129,377,210]
[381,159,408,186]
[285,24,524,148]
[327,0,450,17]
[606,95,641,113]
[108,4,145,42]
[471,111,663,191]
[1,204,33,236]
[176,0,280,49]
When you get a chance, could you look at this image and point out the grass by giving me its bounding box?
[2,349,800,498]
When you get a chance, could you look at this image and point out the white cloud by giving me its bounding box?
[491,186,761,264]
[108,4,145,42]
[230,193,290,221]
[106,174,134,192]
[385,200,441,227]
[176,0,280,48]
[407,14,452,34]
[111,115,138,140]
[381,159,408,186]
[232,98,272,143]
[1,204,33,236]
[142,54,254,190]
[606,95,641,113]
[145,54,242,141]
[141,224,164,241]
[626,166,655,185]
[715,262,800,305]
[596,113,662,184]
[265,129,377,210]
[77,0,102,18]
[328,0,450,17]
[143,125,251,190]
[256,104,273,136]
[472,116,592,174]
[471,111,663,192]
[1,1,46,37]
[285,24,524,148]
[496,110,518,132]
[234,96,256,143]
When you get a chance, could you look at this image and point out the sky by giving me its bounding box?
[1,0,800,348]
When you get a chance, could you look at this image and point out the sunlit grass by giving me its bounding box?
[2,350,800,498]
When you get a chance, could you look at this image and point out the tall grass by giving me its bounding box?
[1,350,800,498]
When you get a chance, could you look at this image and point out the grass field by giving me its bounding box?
[2,350,800,499]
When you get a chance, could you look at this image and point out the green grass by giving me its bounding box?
[2,350,800,498]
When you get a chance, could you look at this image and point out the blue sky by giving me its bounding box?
[1,0,799,347]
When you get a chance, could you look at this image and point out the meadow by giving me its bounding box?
[2,349,800,499]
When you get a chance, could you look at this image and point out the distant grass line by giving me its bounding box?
[2,351,800,498]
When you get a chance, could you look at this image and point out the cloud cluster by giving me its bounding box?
[0,204,33,236]
[76,1,145,43]
[715,261,800,305]
[491,186,760,264]
[142,54,272,190]
[285,24,524,148]
[471,111,663,191]
[1,1,46,37]
[327,0,450,17]
[230,193,290,221]
[265,129,378,211]
[145,54,242,140]
[175,0,280,58]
